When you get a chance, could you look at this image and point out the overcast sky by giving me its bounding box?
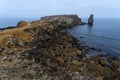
[0,0,120,18]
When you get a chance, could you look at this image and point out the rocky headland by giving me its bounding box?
[0,15,119,80]
[41,15,84,27]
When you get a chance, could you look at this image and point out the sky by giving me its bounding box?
[0,0,120,18]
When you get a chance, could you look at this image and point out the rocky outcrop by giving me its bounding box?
[0,16,119,80]
[41,15,83,27]
[112,60,120,72]
[88,14,94,25]
[17,21,27,28]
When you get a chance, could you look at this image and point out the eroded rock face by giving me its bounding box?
[41,15,82,27]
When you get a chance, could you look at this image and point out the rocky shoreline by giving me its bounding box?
[0,15,120,80]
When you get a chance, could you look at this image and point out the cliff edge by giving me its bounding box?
[41,15,84,27]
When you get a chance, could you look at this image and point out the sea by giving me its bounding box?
[66,18,120,59]
[0,18,120,59]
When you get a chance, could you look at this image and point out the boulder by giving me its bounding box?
[71,60,82,66]
[0,46,4,52]
[112,60,120,72]
[52,57,64,66]
[96,76,103,80]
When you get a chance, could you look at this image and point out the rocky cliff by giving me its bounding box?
[41,15,83,27]
[0,15,119,80]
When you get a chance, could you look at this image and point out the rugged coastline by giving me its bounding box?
[0,15,120,80]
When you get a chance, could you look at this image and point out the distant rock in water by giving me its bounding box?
[41,15,84,27]
[88,14,94,25]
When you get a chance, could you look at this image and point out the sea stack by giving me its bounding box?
[88,14,94,25]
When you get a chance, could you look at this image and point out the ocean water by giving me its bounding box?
[0,18,120,59]
[66,18,120,59]
[0,18,39,28]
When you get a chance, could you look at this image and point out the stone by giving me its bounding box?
[2,56,8,61]
[88,14,94,25]
[0,46,3,52]
[79,75,94,80]
[99,57,108,66]
[71,60,81,66]
[96,76,103,80]
[112,60,120,72]
[53,57,64,66]
[91,55,108,66]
